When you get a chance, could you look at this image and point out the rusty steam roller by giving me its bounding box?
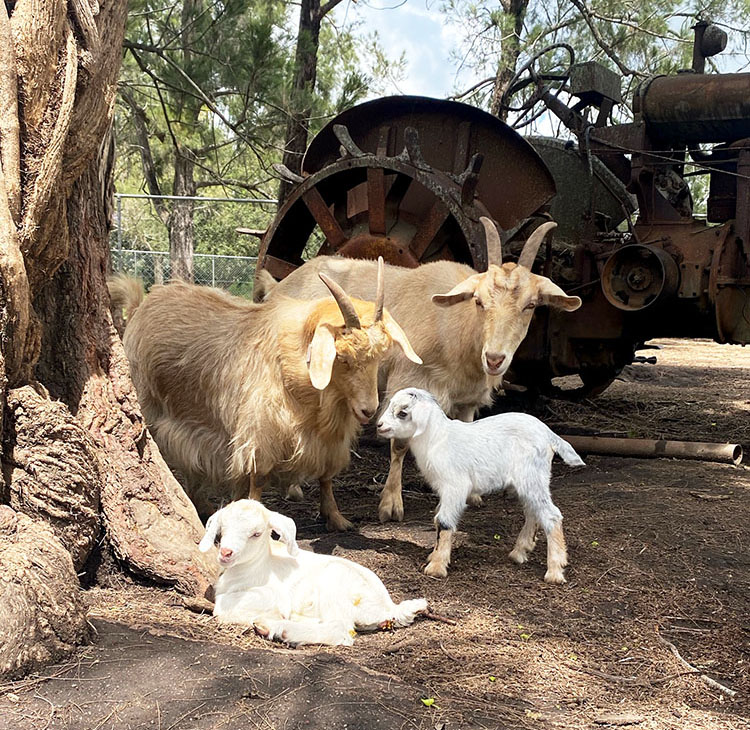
[255,21,750,399]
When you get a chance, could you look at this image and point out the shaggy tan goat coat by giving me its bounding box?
[256,243,581,522]
[112,278,420,529]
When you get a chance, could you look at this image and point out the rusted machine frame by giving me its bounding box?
[255,25,750,398]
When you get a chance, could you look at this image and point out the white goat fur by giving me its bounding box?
[199,500,427,646]
[377,388,585,584]
[256,221,581,523]
[112,273,420,530]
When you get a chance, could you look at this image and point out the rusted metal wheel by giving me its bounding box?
[256,96,556,282]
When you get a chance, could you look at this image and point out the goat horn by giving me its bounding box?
[517,221,558,269]
[319,273,361,329]
[374,256,385,322]
[480,216,503,266]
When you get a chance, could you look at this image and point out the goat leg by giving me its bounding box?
[248,472,264,502]
[319,477,353,531]
[378,438,408,522]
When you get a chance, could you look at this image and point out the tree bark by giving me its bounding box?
[0,0,216,679]
[170,147,196,282]
[489,0,529,121]
[0,506,90,679]
[278,0,323,205]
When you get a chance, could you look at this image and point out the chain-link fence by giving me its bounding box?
[110,193,276,297]
[110,248,258,297]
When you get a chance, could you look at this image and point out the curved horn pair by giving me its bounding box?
[318,256,386,328]
[480,217,559,269]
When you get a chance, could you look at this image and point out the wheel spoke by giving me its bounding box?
[410,200,450,261]
[262,255,299,280]
[367,168,386,235]
[302,187,348,249]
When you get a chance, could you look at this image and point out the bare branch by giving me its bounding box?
[317,0,347,21]
[119,87,170,225]
[568,0,646,78]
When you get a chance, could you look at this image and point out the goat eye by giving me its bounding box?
[397,410,408,420]
[251,532,262,538]
[524,302,536,311]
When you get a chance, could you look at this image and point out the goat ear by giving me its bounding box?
[198,512,220,552]
[535,277,582,312]
[266,510,299,557]
[307,324,337,390]
[431,274,482,307]
[382,312,422,364]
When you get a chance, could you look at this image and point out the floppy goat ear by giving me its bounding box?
[198,512,220,552]
[535,277,582,312]
[307,324,337,390]
[266,509,299,556]
[431,274,482,307]
[382,311,422,364]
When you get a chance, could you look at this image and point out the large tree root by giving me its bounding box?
[0,506,91,679]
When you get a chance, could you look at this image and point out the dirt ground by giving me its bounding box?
[1,338,749,730]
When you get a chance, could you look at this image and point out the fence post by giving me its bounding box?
[117,195,122,251]
[212,257,215,287]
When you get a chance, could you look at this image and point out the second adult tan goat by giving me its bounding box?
[255,217,582,522]
[111,261,421,530]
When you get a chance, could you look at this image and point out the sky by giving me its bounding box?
[333,0,749,105]
[334,0,464,99]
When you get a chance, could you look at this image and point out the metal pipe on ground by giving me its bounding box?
[560,435,743,466]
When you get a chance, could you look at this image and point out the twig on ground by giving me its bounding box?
[417,608,457,626]
[689,491,731,501]
[439,642,460,662]
[656,628,737,697]
[383,637,419,654]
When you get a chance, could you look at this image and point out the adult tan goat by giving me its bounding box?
[110,261,421,530]
[255,217,582,522]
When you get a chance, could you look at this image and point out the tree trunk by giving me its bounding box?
[489,0,529,121]
[169,147,196,282]
[278,0,322,205]
[0,0,216,679]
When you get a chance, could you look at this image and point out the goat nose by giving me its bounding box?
[220,547,233,559]
[361,408,375,420]
[485,353,506,370]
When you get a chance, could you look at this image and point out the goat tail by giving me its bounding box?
[108,274,145,325]
[253,269,277,302]
[553,435,586,467]
[391,597,428,627]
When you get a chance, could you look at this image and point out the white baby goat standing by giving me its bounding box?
[377,388,585,584]
[199,500,427,646]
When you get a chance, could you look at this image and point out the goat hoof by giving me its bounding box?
[544,569,567,585]
[508,549,528,565]
[378,495,404,523]
[253,623,270,638]
[326,513,354,531]
[424,561,448,579]
[466,493,483,508]
[285,484,304,502]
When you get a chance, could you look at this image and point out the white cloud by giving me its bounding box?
[335,0,459,99]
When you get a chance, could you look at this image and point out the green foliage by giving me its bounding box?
[444,0,750,116]
[115,0,396,259]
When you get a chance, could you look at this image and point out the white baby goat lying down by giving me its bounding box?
[199,500,427,646]
[377,388,585,584]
